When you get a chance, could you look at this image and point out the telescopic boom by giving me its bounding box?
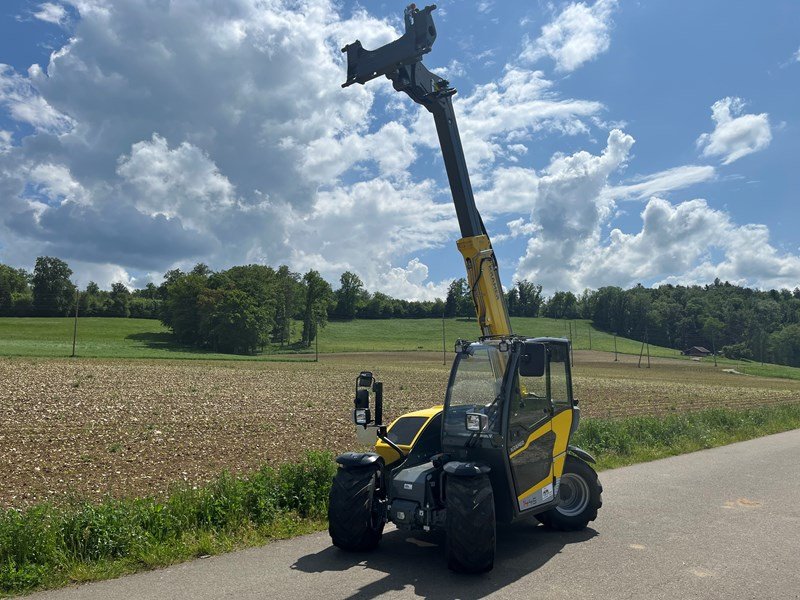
[341,4,512,338]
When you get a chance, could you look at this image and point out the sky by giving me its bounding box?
[0,0,798,298]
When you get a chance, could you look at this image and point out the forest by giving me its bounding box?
[1,257,799,364]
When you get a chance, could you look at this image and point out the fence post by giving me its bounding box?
[71,289,79,358]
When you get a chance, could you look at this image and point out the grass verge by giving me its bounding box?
[2,404,799,596]
[574,403,800,470]
[0,452,335,597]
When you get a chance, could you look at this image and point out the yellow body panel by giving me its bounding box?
[513,409,574,502]
[551,409,573,477]
[457,235,512,338]
[375,406,443,465]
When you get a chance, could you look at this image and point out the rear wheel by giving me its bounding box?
[445,474,496,573]
[328,466,384,551]
[537,456,602,531]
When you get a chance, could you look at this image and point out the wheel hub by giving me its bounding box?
[556,472,590,517]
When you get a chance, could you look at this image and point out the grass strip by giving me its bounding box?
[2,404,799,596]
[0,452,335,597]
[574,403,800,470]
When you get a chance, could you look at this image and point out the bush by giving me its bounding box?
[721,342,753,360]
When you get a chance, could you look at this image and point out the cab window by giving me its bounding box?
[510,368,549,432]
[549,344,571,409]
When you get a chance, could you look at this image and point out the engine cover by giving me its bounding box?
[390,461,437,504]
[388,461,442,530]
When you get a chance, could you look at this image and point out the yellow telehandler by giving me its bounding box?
[329,4,602,573]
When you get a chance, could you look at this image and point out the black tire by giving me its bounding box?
[537,455,602,531]
[445,474,496,573]
[328,466,384,552]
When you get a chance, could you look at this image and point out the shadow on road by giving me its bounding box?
[292,522,597,599]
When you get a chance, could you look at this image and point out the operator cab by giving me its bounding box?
[443,337,576,522]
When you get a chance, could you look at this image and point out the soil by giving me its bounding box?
[2,352,798,508]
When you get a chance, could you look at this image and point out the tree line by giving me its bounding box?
[548,281,800,367]
[2,257,799,364]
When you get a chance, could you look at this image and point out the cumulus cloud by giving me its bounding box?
[696,97,772,164]
[116,134,237,226]
[0,131,12,154]
[587,198,800,290]
[69,261,136,289]
[378,258,451,302]
[493,145,797,292]
[0,0,404,283]
[288,177,458,293]
[511,129,635,291]
[522,0,617,72]
[0,65,74,133]
[415,67,604,178]
[33,3,69,26]
[27,163,89,205]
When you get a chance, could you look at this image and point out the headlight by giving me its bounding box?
[465,412,488,432]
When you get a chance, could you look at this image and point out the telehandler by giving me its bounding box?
[329,4,602,573]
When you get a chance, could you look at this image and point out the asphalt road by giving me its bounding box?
[32,430,800,600]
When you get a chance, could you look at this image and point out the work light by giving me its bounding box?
[354,408,370,426]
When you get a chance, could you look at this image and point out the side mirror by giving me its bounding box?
[519,342,546,377]
[465,412,489,432]
[353,371,374,426]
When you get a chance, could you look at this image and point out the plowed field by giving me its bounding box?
[2,351,799,508]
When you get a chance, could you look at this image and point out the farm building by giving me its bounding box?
[683,346,712,357]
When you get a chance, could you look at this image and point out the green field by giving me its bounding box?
[1,316,799,380]
[0,316,679,358]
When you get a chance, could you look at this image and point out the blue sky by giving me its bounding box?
[0,0,798,297]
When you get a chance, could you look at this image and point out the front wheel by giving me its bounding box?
[328,465,384,551]
[537,456,602,531]
[445,473,496,573]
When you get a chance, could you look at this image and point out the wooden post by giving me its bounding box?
[71,289,79,358]
[614,334,618,362]
[712,331,717,367]
[442,311,446,365]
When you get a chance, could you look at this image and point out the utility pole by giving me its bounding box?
[645,328,651,368]
[588,329,592,350]
[314,315,319,363]
[613,333,618,362]
[712,330,717,367]
[71,289,79,358]
[442,310,446,365]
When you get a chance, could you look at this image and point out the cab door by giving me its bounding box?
[547,343,574,483]
[507,341,573,512]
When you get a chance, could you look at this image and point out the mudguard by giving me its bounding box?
[443,461,491,477]
[567,445,596,464]
[335,452,383,468]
